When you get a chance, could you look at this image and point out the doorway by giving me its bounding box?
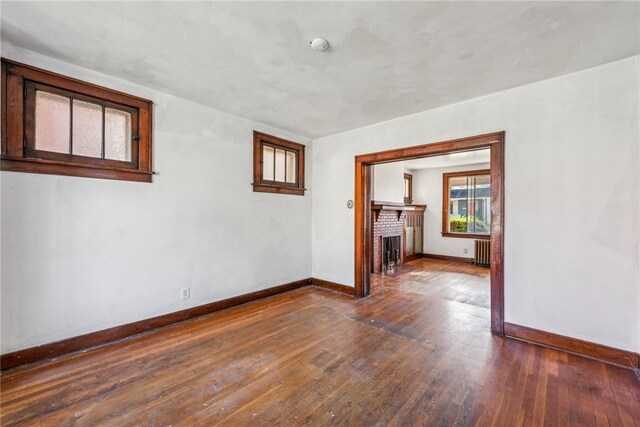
[354,132,505,334]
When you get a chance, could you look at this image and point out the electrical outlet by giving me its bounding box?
[180,287,190,300]
[463,248,468,254]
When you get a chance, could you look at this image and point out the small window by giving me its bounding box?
[442,169,490,238]
[252,131,305,196]
[403,173,412,204]
[1,59,153,182]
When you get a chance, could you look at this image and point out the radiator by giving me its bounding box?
[474,240,490,267]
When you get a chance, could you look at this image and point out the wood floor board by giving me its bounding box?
[1,258,639,426]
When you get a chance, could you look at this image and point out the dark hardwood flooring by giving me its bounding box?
[1,258,639,426]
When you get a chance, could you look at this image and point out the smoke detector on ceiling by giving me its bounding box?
[310,38,329,51]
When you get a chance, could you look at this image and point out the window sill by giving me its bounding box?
[441,232,490,240]
[1,156,153,182]
[252,183,305,196]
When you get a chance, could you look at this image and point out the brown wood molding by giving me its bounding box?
[355,132,502,164]
[311,278,356,296]
[371,201,426,211]
[1,58,154,183]
[0,278,312,371]
[407,204,427,213]
[441,232,490,240]
[371,200,405,208]
[421,253,474,265]
[355,131,505,333]
[441,168,490,238]
[1,157,153,182]
[504,322,639,369]
[251,183,305,196]
[403,253,426,263]
[371,202,426,221]
[252,131,305,196]
[403,173,413,204]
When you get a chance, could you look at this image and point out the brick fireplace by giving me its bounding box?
[371,205,406,273]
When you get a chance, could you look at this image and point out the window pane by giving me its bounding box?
[35,91,70,153]
[448,176,467,233]
[447,174,490,234]
[72,100,102,158]
[404,178,409,198]
[285,151,296,183]
[474,179,491,233]
[105,108,131,161]
[275,148,285,182]
[458,200,468,216]
[262,146,274,180]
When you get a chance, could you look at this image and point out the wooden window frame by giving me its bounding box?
[441,169,490,239]
[1,58,153,183]
[252,131,305,196]
[403,173,413,204]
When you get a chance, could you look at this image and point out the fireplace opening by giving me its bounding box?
[381,235,402,273]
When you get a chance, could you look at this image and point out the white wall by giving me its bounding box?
[372,163,405,203]
[0,44,312,353]
[412,163,490,258]
[1,47,638,356]
[312,57,640,352]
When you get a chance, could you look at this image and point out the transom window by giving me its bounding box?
[29,83,136,164]
[252,131,305,196]
[261,144,297,184]
[442,169,490,238]
[2,59,153,182]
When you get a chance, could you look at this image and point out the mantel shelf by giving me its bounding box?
[371,201,426,221]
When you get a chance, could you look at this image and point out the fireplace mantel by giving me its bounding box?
[371,201,426,221]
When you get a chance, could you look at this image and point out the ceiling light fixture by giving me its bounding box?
[310,38,329,51]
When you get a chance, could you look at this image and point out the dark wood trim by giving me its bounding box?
[355,161,373,297]
[403,173,412,204]
[371,201,426,211]
[355,133,501,164]
[0,278,312,371]
[251,183,305,196]
[403,253,422,263]
[489,138,505,335]
[371,200,405,207]
[504,322,639,369]
[355,132,505,334]
[1,58,152,106]
[371,201,426,222]
[371,202,425,221]
[421,253,474,264]
[406,204,427,213]
[2,64,24,158]
[311,278,356,296]
[442,168,491,237]
[1,59,6,157]
[252,131,305,195]
[441,169,491,179]
[1,158,153,182]
[1,58,153,182]
[441,232,490,240]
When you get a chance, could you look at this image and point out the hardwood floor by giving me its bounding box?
[1,259,639,426]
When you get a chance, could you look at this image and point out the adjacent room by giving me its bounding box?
[370,150,492,322]
[1,1,639,425]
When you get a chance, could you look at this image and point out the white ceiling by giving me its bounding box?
[402,149,490,170]
[2,2,639,138]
